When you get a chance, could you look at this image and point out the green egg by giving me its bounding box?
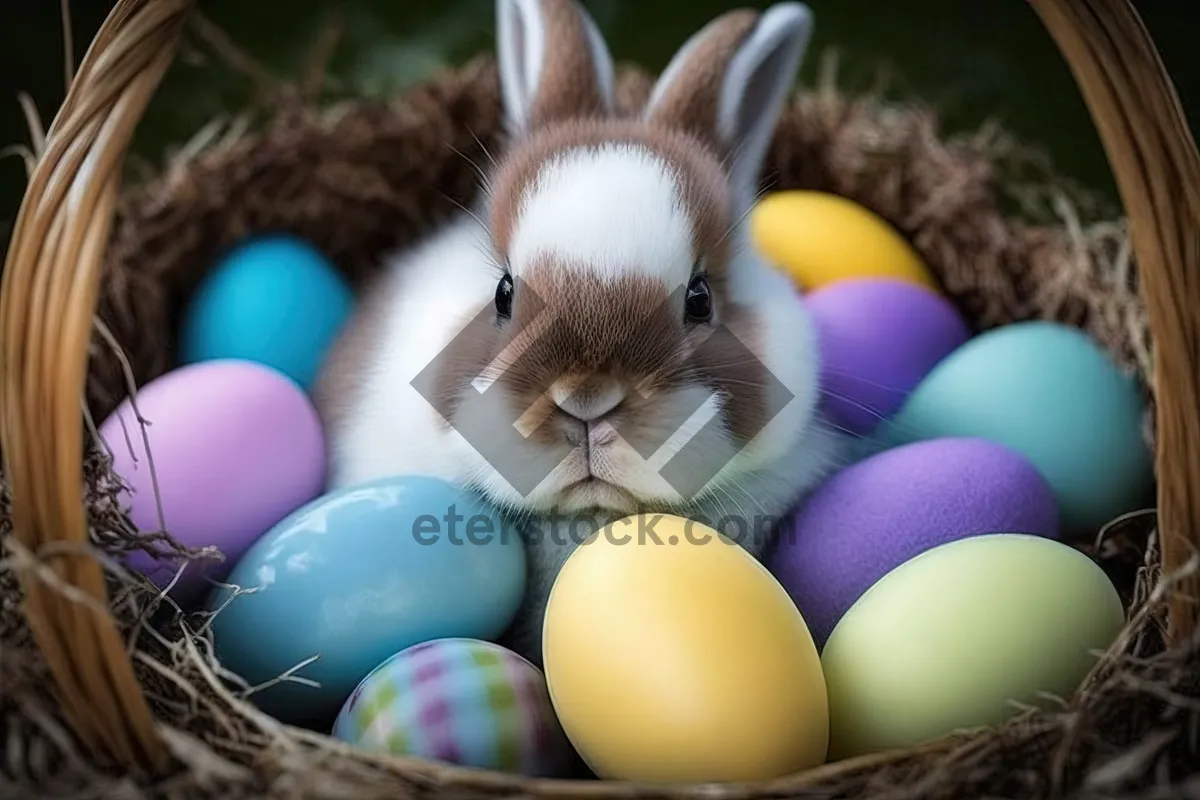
[821,533,1126,760]
[881,321,1154,534]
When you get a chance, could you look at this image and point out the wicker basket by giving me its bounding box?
[2,0,1198,797]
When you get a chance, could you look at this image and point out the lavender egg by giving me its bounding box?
[807,278,971,435]
[98,359,326,605]
[767,437,1059,647]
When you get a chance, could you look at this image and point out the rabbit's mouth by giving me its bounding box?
[555,474,638,515]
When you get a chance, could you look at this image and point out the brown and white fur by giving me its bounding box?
[313,0,844,662]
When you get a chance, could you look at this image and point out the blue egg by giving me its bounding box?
[207,475,527,727]
[881,321,1154,534]
[180,235,354,389]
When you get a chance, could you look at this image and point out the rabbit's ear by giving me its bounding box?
[644,3,813,206]
[496,0,616,134]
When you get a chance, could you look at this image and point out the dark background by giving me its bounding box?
[3,0,1199,239]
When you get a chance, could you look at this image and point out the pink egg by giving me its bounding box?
[98,359,326,604]
[807,278,971,435]
[766,437,1059,647]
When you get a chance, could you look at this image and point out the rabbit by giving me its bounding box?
[311,0,846,664]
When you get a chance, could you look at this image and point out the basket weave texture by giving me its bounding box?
[2,0,1199,798]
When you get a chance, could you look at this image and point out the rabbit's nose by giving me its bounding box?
[550,374,626,422]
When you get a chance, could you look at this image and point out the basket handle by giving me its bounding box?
[1028,0,1200,641]
[0,0,196,771]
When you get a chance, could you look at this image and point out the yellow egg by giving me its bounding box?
[542,514,828,783]
[821,533,1125,761]
[749,190,938,291]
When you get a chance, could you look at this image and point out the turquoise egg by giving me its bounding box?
[333,638,577,777]
[208,475,527,727]
[882,321,1153,534]
[179,235,354,390]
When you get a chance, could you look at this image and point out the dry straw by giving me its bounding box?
[1,0,1198,797]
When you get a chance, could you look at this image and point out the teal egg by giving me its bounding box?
[208,475,527,728]
[882,321,1154,534]
[180,235,354,389]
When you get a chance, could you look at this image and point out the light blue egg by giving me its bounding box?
[179,235,354,390]
[207,475,527,727]
[881,321,1154,534]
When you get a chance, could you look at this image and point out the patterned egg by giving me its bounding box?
[333,638,577,777]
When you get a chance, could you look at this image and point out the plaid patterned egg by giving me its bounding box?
[332,638,577,777]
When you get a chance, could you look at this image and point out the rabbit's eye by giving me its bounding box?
[495,273,514,319]
[684,275,712,323]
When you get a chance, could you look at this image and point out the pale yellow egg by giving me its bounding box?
[542,514,828,783]
[821,533,1125,761]
[749,190,938,291]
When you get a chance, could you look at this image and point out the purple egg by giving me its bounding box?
[808,278,971,435]
[98,359,326,604]
[767,437,1059,647]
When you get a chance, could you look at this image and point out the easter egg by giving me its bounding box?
[333,638,577,777]
[821,533,1125,760]
[179,234,354,390]
[542,514,828,783]
[98,359,325,603]
[749,191,937,292]
[767,437,1059,647]
[882,321,1154,534]
[807,278,971,435]
[208,475,526,727]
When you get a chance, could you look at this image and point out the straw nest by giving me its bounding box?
[2,43,1197,800]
